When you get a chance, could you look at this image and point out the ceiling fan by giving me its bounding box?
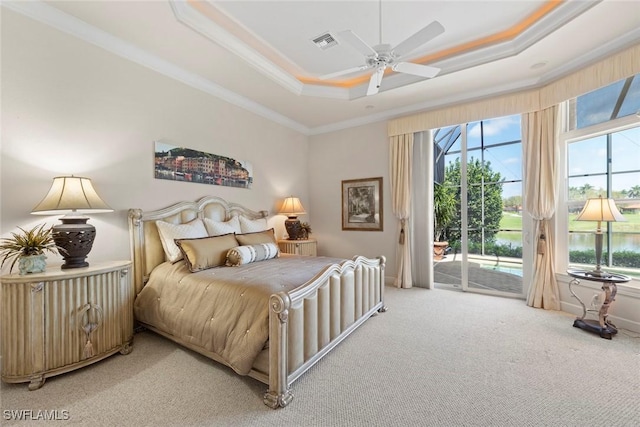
[319,4,445,96]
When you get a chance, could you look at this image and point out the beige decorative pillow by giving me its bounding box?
[239,216,269,233]
[226,243,279,266]
[203,216,241,236]
[235,228,277,246]
[175,233,239,272]
[156,219,208,263]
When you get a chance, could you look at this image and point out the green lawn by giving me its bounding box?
[499,211,640,232]
[500,212,522,229]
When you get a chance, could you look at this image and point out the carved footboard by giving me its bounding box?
[264,255,386,408]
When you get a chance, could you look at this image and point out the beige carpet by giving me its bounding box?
[2,286,639,426]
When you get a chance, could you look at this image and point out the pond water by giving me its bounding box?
[495,231,640,252]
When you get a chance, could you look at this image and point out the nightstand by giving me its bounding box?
[0,261,134,390]
[278,238,317,256]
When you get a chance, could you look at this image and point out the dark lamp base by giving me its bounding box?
[53,217,96,269]
[573,318,617,340]
[284,217,304,240]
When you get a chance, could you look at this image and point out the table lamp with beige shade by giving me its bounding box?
[279,196,306,240]
[31,176,113,269]
[575,195,625,278]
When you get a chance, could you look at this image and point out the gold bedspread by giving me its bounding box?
[134,255,343,375]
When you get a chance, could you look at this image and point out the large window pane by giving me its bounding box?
[567,175,607,205]
[576,80,625,128]
[611,127,640,173]
[569,74,640,131]
[466,121,482,149]
[568,135,607,176]
[482,115,522,146]
[613,171,640,201]
[618,75,640,118]
[484,144,522,181]
[566,123,640,276]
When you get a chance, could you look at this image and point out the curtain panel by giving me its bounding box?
[523,106,560,309]
[389,134,414,288]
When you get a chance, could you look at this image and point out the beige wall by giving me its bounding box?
[0,10,308,272]
[308,122,397,282]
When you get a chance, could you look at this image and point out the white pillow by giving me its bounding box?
[239,216,268,233]
[203,216,241,236]
[156,219,207,263]
[226,243,279,266]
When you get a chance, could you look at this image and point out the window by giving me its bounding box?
[567,74,640,130]
[434,115,523,262]
[562,75,640,279]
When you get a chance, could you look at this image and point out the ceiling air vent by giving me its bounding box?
[312,32,337,50]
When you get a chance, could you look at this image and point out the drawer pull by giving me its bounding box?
[78,303,103,359]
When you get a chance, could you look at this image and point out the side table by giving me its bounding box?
[567,269,630,339]
[1,261,133,389]
[278,238,317,256]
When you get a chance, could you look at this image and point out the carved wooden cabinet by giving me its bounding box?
[277,238,317,256]
[0,261,133,390]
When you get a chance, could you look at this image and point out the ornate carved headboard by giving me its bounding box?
[128,196,268,295]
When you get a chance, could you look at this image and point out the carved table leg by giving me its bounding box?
[28,375,45,391]
[568,278,586,320]
[120,339,134,355]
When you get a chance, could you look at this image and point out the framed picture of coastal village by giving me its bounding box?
[154,141,253,189]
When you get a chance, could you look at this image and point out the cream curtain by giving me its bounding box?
[390,133,414,288]
[523,106,560,309]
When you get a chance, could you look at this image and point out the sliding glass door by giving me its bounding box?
[433,115,526,298]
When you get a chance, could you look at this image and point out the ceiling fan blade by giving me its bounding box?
[336,30,378,58]
[366,67,385,96]
[319,65,370,80]
[392,62,440,79]
[392,21,445,58]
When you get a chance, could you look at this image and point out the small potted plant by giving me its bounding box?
[300,222,312,240]
[0,224,59,275]
[433,183,456,260]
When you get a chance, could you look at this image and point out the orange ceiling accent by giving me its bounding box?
[298,0,564,88]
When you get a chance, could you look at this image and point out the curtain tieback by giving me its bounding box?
[537,222,546,254]
[399,219,405,245]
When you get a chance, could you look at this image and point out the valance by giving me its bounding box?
[388,43,640,136]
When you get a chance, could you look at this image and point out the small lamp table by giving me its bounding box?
[567,269,630,339]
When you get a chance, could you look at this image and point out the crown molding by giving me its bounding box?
[2,0,310,135]
[3,0,638,137]
[169,0,305,95]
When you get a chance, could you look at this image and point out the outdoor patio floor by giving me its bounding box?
[434,260,523,294]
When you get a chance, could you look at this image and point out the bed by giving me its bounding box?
[128,196,386,408]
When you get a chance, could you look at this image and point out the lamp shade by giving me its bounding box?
[575,196,625,223]
[279,196,306,217]
[31,176,113,215]
[31,176,112,270]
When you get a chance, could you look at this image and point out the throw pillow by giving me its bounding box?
[156,219,207,263]
[239,216,268,233]
[175,233,239,272]
[226,243,279,266]
[235,228,277,246]
[203,216,241,236]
